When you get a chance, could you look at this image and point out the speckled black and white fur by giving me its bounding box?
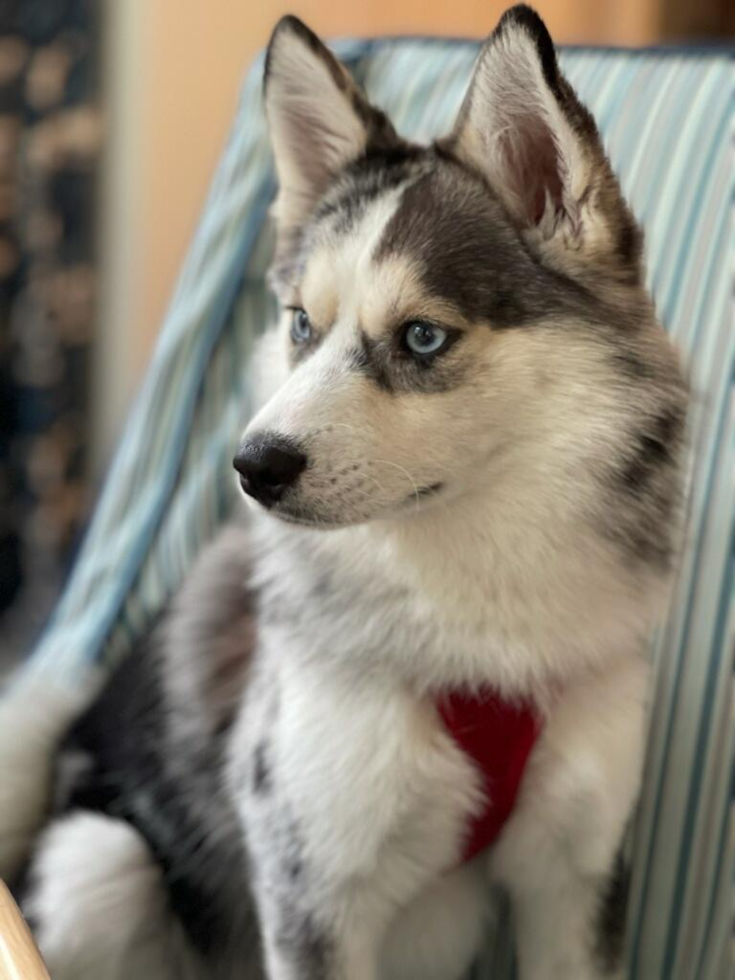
[17,7,688,980]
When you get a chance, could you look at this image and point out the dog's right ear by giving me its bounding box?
[264,17,397,236]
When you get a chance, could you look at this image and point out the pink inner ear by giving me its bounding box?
[502,110,564,227]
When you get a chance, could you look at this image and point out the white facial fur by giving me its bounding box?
[242,184,642,534]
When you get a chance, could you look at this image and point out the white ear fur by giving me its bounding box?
[448,6,640,283]
[452,8,590,232]
[459,39,584,229]
[264,17,393,230]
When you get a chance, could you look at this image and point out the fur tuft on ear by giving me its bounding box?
[446,5,642,285]
[264,16,399,241]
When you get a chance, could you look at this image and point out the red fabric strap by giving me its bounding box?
[437,689,541,862]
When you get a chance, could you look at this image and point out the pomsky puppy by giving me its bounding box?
[21,6,687,980]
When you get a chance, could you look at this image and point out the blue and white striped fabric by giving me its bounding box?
[8,39,734,980]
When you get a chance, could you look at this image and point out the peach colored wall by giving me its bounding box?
[95,0,661,467]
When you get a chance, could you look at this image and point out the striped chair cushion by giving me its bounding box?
[12,39,734,980]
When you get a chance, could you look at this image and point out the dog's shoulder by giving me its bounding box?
[162,520,258,740]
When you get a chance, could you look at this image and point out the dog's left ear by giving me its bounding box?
[447,5,641,285]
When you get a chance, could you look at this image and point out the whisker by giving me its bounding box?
[374,458,421,509]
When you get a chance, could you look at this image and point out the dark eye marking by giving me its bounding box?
[352,329,466,395]
[350,335,393,392]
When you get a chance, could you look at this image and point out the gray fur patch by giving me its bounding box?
[617,411,682,496]
[611,349,656,380]
[594,850,631,974]
[315,148,425,238]
[375,153,595,328]
[253,742,272,794]
[275,905,330,976]
[605,402,686,570]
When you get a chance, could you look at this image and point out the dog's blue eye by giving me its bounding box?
[290,308,312,344]
[403,321,448,356]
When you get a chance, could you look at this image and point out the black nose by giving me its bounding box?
[233,435,307,508]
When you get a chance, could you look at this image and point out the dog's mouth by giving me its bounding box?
[249,480,447,529]
[413,482,444,500]
[265,506,347,530]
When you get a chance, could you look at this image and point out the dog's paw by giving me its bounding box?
[25,811,179,980]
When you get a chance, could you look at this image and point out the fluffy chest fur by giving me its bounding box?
[232,571,541,872]
[248,494,658,702]
[227,504,637,910]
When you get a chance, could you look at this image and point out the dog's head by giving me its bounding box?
[235,6,685,570]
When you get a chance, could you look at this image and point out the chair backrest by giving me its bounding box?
[16,39,735,980]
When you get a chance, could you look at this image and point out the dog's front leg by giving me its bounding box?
[242,769,408,980]
[491,655,649,980]
[256,889,383,980]
[231,663,465,980]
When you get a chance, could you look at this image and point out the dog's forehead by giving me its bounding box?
[303,153,553,332]
[301,184,411,332]
[374,162,536,324]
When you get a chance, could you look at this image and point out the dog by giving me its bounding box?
[19,7,688,979]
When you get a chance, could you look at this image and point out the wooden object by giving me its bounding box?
[0,881,50,980]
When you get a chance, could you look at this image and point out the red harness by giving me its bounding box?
[437,690,541,862]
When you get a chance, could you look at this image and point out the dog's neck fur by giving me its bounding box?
[250,459,661,708]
